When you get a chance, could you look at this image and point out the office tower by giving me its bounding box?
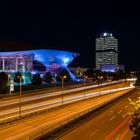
[96,32,118,69]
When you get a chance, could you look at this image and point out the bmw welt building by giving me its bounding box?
[0,49,79,83]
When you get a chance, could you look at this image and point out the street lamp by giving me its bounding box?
[8,74,11,95]
[110,76,113,84]
[98,76,103,95]
[61,75,67,105]
[55,73,57,87]
[116,79,119,96]
[19,75,24,119]
[84,76,88,100]
[110,76,113,93]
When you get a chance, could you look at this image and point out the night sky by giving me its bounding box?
[0,1,140,70]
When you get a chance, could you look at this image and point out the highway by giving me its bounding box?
[0,81,121,109]
[59,90,140,140]
[0,86,134,140]
[0,82,131,123]
[0,81,129,111]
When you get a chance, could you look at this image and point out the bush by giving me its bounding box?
[0,72,8,93]
[14,72,23,83]
[128,98,140,138]
[31,73,42,85]
[44,72,53,83]
[58,69,71,82]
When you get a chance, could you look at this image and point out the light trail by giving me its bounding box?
[0,86,134,123]
[104,116,131,140]
[0,81,121,108]
[0,87,135,140]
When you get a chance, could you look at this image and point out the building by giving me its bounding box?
[0,49,79,83]
[96,32,118,69]
[100,64,125,73]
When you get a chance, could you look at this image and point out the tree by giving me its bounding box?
[125,67,131,79]
[56,69,71,82]
[83,69,94,78]
[135,72,140,87]
[0,72,8,93]
[31,73,42,85]
[44,72,53,83]
[128,97,140,139]
[93,70,105,82]
[93,70,100,80]
[113,70,125,80]
[14,72,23,83]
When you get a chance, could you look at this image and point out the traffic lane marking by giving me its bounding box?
[118,110,123,114]
[122,113,129,119]
[124,105,128,109]
[107,110,114,116]
[109,115,116,121]
[90,129,99,137]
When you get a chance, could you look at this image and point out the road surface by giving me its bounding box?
[0,87,134,140]
[0,82,131,123]
[0,81,122,108]
[59,90,140,140]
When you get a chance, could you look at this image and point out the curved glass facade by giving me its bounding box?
[0,49,79,82]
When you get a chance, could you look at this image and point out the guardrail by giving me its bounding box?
[29,88,134,140]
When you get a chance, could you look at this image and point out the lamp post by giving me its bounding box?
[98,76,103,95]
[110,76,113,93]
[116,80,119,96]
[62,75,66,105]
[19,75,24,119]
[8,74,11,95]
[55,74,57,87]
[84,76,88,100]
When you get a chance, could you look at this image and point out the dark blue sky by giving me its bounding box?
[0,1,140,70]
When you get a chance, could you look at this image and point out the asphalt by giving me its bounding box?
[0,88,133,139]
[59,89,140,140]
[0,82,130,123]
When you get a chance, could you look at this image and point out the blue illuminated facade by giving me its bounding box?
[100,64,125,73]
[0,49,79,83]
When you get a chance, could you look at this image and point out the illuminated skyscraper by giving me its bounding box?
[96,32,118,69]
